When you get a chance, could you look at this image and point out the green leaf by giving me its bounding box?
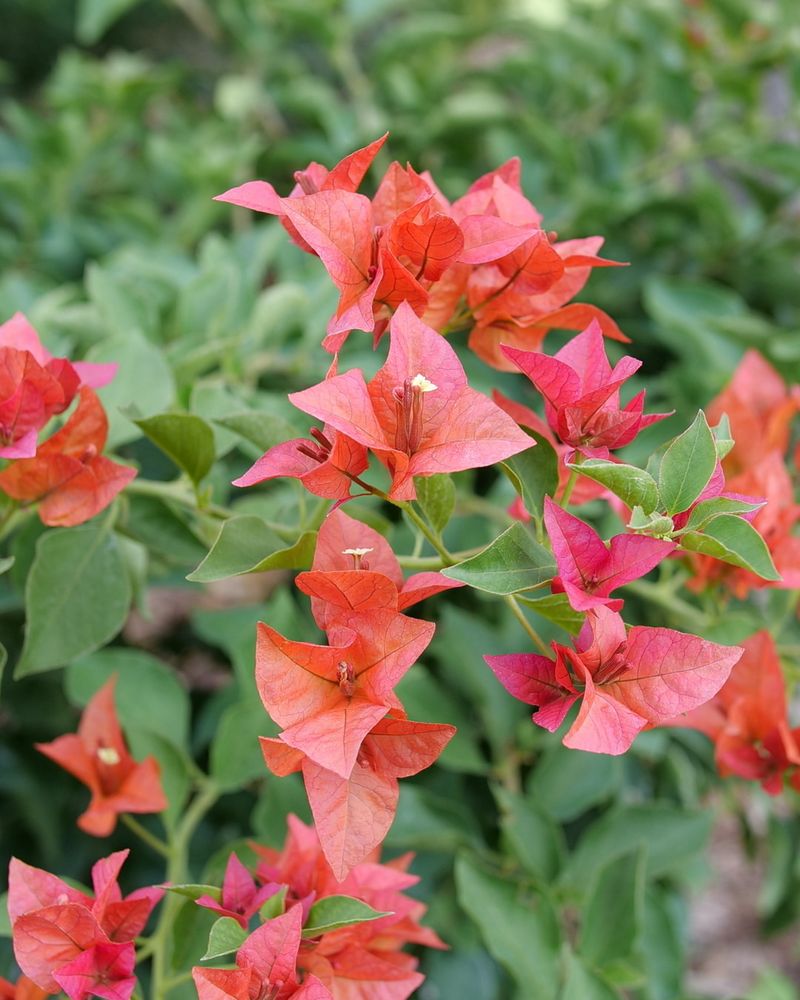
[529,746,622,822]
[202,916,248,960]
[415,474,456,533]
[17,518,132,677]
[0,892,9,936]
[562,805,711,889]
[680,515,780,580]
[134,413,216,486]
[442,523,555,595]
[640,888,684,1000]
[580,848,645,968]
[166,884,221,903]
[215,411,299,453]
[187,516,316,582]
[711,413,735,460]
[0,555,14,576]
[560,950,621,1000]
[260,886,287,922]
[501,432,558,521]
[76,0,147,45]
[572,459,659,515]
[683,496,765,532]
[65,648,190,749]
[494,786,564,882]
[210,700,272,790]
[658,411,717,515]
[455,853,560,998]
[517,592,584,633]
[302,896,390,937]
[627,507,675,537]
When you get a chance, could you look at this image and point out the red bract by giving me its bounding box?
[543,497,676,611]
[255,607,434,779]
[0,976,49,1000]
[289,303,531,500]
[665,631,800,793]
[0,388,136,526]
[300,508,461,628]
[193,906,332,1000]
[0,348,71,460]
[486,606,741,755]
[35,676,167,836]
[706,349,800,476]
[502,321,670,455]
[8,850,162,999]
[261,718,454,882]
[196,852,278,929]
[232,424,368,500]
[0,313,117,391]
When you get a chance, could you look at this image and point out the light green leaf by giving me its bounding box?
[166,884,222,903]
[680,515,780,580]
[455,853,560,998]
[302,896,390,938]
[187,516,316,582]
[134,413,216,486]
[529,746,622,822]
[17,518,132,677]
[560,950,621,1000]
[216,411,299,453]
[683,497,765,533]
[0,892,9,936]
[572,459,659,514]
[202,916,248,960]
[494,786,564,883]
[210,700,273,790]
[658,412,717,515]
[501,432,558,521]
[517,592,585,633]
[415,474,456,533]
[442,523,555,595]
[260,886,287,922]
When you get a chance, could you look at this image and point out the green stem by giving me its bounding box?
[396,545,484,570]
[149,781,219,1000]
[121,815,170,859]
[560,466,580,507]
[624,579,709,630]
[398,502,452,563]
[126,479,230,520]
[504,595,551,656]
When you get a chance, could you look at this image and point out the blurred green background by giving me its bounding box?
[1,1,799,997]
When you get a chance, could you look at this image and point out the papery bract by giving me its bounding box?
[35,676,167,835]
[0,313,117,390]
[0,388,136,526]
[196,852,278,928]
[502,321,670,455]
[260,718,454,881]
[0,975,49,1000]
[289,303,531,499]
[486,607,741,754]
[0,348,71,459]
[543,497,675,611]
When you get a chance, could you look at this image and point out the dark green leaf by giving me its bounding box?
[680,515,780,580]
[658,412,717,515]
[517,592,584,634]
[683,496,765,532]
[260,886,287,922]
[442,523,555,595]
[216,411,299,453]
[455,853,560,998]
[494,786,564,882]
[580,848,645,968]
[501,432,558,521]
[302,896,389,937]
[529,746,622,822]
[134,413,216,486]
[560,950,621,1000]
[187,516,316,582]
[17,518,132,677]
[210,700,272,790]
[76,0,147,45]
[0,892,9,936]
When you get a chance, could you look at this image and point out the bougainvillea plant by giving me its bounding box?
[1,137,798,999]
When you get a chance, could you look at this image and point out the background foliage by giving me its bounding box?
[1,0,799,997]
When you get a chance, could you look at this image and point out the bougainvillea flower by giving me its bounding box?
[664,631,800,793]
[8,851,162,999]
[706,349,800,476]
[196,852,279,929]
[486,606,741,755]
[261,717,454,880]
[0,313,117,390]
[193,906,333,1000]
[299,508,461,628]
[289,303,532,499]
[35,676,167,835]
[256,608,435,779]
[543,498,676,611]
[0,347,72,459]
[502,321,670,455]
[0,388,136,526]
[232,424,368,500]
[0,975,49,1000]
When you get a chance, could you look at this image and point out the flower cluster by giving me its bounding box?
[0,314,134,526]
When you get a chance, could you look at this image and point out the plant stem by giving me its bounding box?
[398,502,452,563]
[560,466,580,507]
[396,545,484,570]
[624,579,709,630]
[121,815,170,859]
[149,781,219,1000]
[126,478,230,520]
[504,595,551,655]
